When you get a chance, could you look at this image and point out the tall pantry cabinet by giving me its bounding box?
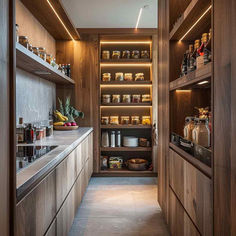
[157,0,236,235]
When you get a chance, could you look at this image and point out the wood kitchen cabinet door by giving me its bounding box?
[169,187,200,236]
[75,143,83,176]
[169,149,213,235]
[16,170,56,236]
[45,219,56,236]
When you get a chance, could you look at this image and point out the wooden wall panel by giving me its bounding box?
[214,0,236,235]
[16,0,56,56]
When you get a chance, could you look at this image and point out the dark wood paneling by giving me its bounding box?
[214,0,236,235]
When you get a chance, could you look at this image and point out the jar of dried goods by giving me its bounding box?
[122,50,130,59]
[102,73,111,82]
[124,73,133,81]
[102,94,111,104]
[131,50,140,59]
[141,50,150,59]
[102,50,110,59]
[19,36,29,49]
[122,94,131,103]
[142,116,151,125]
[121,116,130,125]
[135,73,145,81]
[112,51,121,59]
[115,72,124,81]
[131,116,140,125]
[110,116,119,125]
[112,94,121,103]
[132,94,141,103]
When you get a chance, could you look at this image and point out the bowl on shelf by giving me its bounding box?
[127,158,148,171]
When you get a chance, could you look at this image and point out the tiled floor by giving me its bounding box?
[69,177,169,236]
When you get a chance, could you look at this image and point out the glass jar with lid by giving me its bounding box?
[101,116,109,125]
[102,50,110,59]
[135,73,145,81]
[132,94,141,103]
[122,50,130,59]
[32,47,40,56]
[124,73,133,81]
[102,73,111,82]
[112,94,121,103]
[38,47,47,61]
[131,50,140,59]
[121,116,130,125]
[102,94,111,104]
[141,50,150,59]
[115,72,124,81]
[46,54,53,64]
[122,94,131,103]
[142,116,151,125]
[142,94,151,103]
[110,116,119,125]
[131,116,140,125]
[112,51,121,59]
[19,36,29,49]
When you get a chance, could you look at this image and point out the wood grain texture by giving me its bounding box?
[214,0,236,235]
[16,0,56,56]
[45,219,56,236]
[169,187,200,236]
[169,149,213,235]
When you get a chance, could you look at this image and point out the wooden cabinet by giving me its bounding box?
[16,132,93,236]
[169,188,200,236]
[169,149,213,235]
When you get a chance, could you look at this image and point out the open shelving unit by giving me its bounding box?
[98,35,157,176]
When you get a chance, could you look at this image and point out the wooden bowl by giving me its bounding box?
[127,158,148,171]
[53,125,79,131]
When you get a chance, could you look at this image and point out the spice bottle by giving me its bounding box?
[25,124,34,144]
[16,117,25,143]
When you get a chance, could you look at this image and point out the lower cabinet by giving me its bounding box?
[16,132,93,236]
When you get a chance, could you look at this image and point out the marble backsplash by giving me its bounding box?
[16,68,56,124]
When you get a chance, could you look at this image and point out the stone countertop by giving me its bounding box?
[16,127,93,202]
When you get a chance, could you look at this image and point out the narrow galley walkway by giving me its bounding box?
[69,177,169,236]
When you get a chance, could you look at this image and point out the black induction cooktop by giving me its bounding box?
[16,145,57,172]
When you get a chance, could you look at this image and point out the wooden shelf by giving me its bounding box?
[101,81,152,85]
[16,43,75,85]
[101,147,152,152]
[101,125,152,129]
[100,103,152,107]
[100,59,152,63]
[169,0,211,40]
[169,143,212,178]
[170,62,212,91]
[20,0,80,40]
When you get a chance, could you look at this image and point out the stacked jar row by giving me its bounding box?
[102,72,145,82]
[102,50,150,60]
[102,94,151,104]
[101,116,151,125]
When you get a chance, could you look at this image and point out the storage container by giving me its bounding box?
[122,94,131,103]
[115,72,124,81]
[112,94,120,103]
[124,73,133,81]
[112,51,121,59]
[132,94,141,103]
[135,73,145,81]
[102,94,111,104]
[121,116,130,125]
[102,50,110,59]
[110,116,119,125]
[102,73,111,82]
[131,116,140,125]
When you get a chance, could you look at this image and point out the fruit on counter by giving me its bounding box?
[54,110,69,122]
[53,121,65,126]
[71,122,77,126]
[66,122,71,126]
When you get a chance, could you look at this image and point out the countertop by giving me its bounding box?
[16,127,93,202]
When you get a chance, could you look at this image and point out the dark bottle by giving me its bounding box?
[66,64,71,77]
[204,29,212,64]
[180,50,188,76]
[187,45,194,73]
[25,124,34,144]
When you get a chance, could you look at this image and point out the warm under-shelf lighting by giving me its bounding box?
[47,0,75,41]
[100,63,151,67]
[176,90,192,92]
[198,80,209,85]
[179,5,212,41]
[100,84,152,88]
[100,105,152,108]
[100,41,152,44]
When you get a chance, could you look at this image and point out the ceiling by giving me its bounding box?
[61,0,158,28]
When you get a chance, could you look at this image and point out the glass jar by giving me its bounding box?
[19,36,29,49]
[36,128,43,140]
[101,116,109,125]
[16,24,19,43]
[38,47,47,61]
[141,50,150,59]
[142,94,151,103]
[46,54,53,64]
[28,44,33,52]
[46,125,53,137]
[112,51,121,59]
[115,72,124,81]
[32,47,40,56]
[112,94,120,103]
[122,50,130,59]
[131,116,140,125]
[110,116,119,125]
[124,73,133,81]
[132,94,141,103]
[102,50,110,59]
[131,50,140,59]
[102,94,111,104]
[135,73,145,81]
[122,94,131,103]
[121,116,130,125]
[142,116,151,125]
[102,73,111,82]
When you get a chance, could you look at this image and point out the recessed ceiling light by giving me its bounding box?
[135,8,143,29]
[197,80,209,85]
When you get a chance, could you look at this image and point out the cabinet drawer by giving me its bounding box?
[169,149,212,235]
[75,143,82,176]
[169,187,200,236]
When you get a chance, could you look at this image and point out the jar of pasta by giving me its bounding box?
[141,50,150,59]
[131,50,140,59]
[122,94,131,103]
[19,36,29,49]
[142,116,151,125]
[122,50,130,59]
[102,50,110,59]
[112,51,121,59]
[121,116,130,125]
[124,73,133,81]
[102,94,111,104]
[135,73,145,81]
[112,95,120,103]
[102,73,111,82]
[142,94,151,103]
[131,116,140,125]
[115,72,124,81]
[110,116,119,125]
[132,94,141,103]
[101,116,109,125]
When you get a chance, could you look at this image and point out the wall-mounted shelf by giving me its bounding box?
[100,59,152,64]
[101,81,152,85]
[16,43,75,85]
[169,0,211,40]
[170,62,212,90]
[100,103,152,107]
[101,125,152,129]
[101,147,152,152]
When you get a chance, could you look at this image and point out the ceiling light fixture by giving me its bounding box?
[179,5,212,41]
[197,80,209,85]
[135,8,143,29]
[47,0,75,41]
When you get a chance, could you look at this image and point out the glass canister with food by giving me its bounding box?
[124,73,133,81]
[135,73,145,81]
[112,51,121,59]
[121,116,130,125]
[101,116,109,125]
[122,94,131,103]
[131,116,140,125]
[102,73,111,82]
[32,47,40,56]
[132,94,141,103]
[110,116,119,125]
[142,94,151,103]
[112,94,121,103]
[46,54,53,64]
[102,50,110,59]
[142,116,151,125]
[19,36,29,49]
[183,117,195,141]
[141,50,150,59]
[131,50,140,59]
[115,72,124,81]
[102,94,111,104]
[38,47,47,61]
[122,50,130,59]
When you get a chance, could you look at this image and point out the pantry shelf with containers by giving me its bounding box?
[98,35,158,176]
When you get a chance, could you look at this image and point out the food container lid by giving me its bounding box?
[112,94,120,97]
[121,116,130,118]
[102,94,111,97]
[132,50,140,52]
[102,116,109,118]
[142,94,151,97]
[123,94,131,97]
[19,36,28,39]
[123,50,130,52]
[103,73,111,76]
[115,72,123,74]
[131,116,140,119]
[102,50,110,53]
[133,94,141,97]
[112,50,120,53]
[110,116,119,118]
[125,73,132,75]
[142,116,151,118]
